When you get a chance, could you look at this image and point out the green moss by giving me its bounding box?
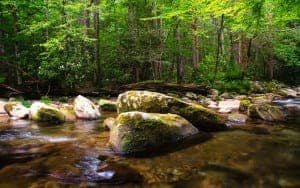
[98,99,117,111]
[36,107,65,124]
[117,91,226,131]
[240,99,251,110]
[121,119,180,153]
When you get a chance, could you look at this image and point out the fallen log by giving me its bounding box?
[114,81,210,96]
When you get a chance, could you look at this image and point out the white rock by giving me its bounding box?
[4,102,29,119]
[218,99,240,113]
[0,100,7,114]
[74,95,101,120]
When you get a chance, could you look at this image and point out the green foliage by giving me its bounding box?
[0,74,4,84]
[41,96,52,104]
[16,97,31,108]
[215,80,251,95]
[58,96,69,103]
[0,0,299,91]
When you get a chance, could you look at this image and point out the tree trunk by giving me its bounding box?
[84,0,91,35]
[238,34,243,65]
[93,0,101,84]
[45,0,49,40]
[192,17,199,69]
[175,17,183,84]
[11,3,21,85]
[214,14,224,80]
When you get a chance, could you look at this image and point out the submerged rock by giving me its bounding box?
[4,102,29,119]
[248,104,285,121]
[74,95,101,120]
[98,99,117,112]
[117,91,226,131]
[30,102,65,123]
[109,111,199,154]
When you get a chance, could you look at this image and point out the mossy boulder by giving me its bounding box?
[109,111,199,154]
[4,102,29,119]
[74,95,101,120]
[59,104,76,122]
[248,104,285,121]
[239,99,251,111]
[117,91,226,131]
[30,102,65,124]
[98,99,117,112]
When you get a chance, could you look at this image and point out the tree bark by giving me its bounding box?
[175,17,183,84]
[45,0,49,40]
[93,0,101,84]
[214,14,224,80]
[11,2,21,85]
[192,17,199,69]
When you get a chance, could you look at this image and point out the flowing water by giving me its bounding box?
[0,111,299,188]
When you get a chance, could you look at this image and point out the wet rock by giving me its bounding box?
[0,100,7,114]
[98,99,117,112]
[74,95,101,120]
[30,102,65,124]
[239,99,251,112]
[4,102,29,119]
[218,99,240,113]
[117,91,226,131]
[209,89,219,96]
[185,92,198,100]
[103,117,116,129]
[279,88,298,98]
[250,95,271,105]
[234,95,247,100]
[59,104,76,122]
[227,113,247,125]
[220,93,234,99]
[283,104,300,121]
[248,104,285,121]
[109,111,199,154]
[96,162,143,184]
[207,101,219,109]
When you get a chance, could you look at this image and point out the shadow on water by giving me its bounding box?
[121,132,212,158]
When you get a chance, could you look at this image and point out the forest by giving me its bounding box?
[0,0,299,187]
[0,0,299,95]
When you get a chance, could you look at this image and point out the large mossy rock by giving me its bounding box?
[74,95,101,120]
[117,91,226,131]
[4,102,29,119]
[30,102,65,123]
[59,104,76,122]
[109,111,199,154]
[248,104,285,121]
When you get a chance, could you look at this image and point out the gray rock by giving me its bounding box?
[109,111,199,154]
[248,104,285,121]
[74,95,101,120]
[218,99,240,113]
[117,90,226,131]
[4,102,29,119]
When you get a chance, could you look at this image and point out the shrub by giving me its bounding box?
[16,97,31,108]
[41,96,52,104]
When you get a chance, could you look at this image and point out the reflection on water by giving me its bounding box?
[0,112,299,187]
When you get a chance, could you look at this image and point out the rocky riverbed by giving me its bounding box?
[0,88,299,187]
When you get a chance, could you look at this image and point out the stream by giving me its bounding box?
[0,110,299,187]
